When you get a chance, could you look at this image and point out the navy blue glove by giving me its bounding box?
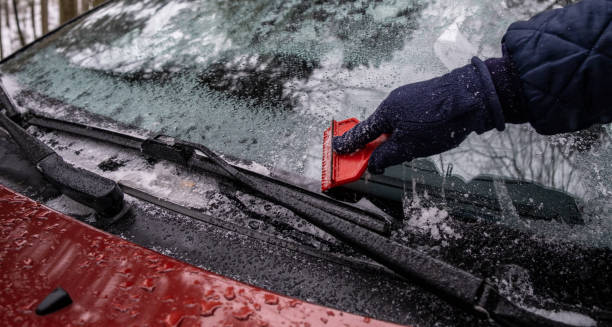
[333,57,507,174]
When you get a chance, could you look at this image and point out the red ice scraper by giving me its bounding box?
[321,118,388,191]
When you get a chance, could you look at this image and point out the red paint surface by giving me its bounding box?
[0,185,406,326]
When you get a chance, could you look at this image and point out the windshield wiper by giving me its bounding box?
[13,95,600,326]
[0,82,127,221]
[193,137,597,327]
[24,114,392,235]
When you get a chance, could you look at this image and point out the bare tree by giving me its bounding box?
[79,0,89,13]
[41,0,47,34]
[29,0,35,38]
[0,1,3,59]
[3,0,10,28]
[2,0,11,29]
[12,0,25,46]
[60,0,78,24]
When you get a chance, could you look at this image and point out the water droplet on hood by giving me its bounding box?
[263,294,278,305]
[232,306,254,321]
[200,300,223,317]
[224,287,235,300]
[164,311,184,327]
[140,278,155,292]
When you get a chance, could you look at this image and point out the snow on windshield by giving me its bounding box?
[1,0,611,247]
[0,0,500,177]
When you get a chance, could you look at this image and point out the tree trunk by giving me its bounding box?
[0,1,4,59]
[12,0,25,46]
[29,0,35,38]
[59,0,78,24]
[4,0,10,28]
[79,0,89,13]
[40,0,47,34]
[93,0,104,7]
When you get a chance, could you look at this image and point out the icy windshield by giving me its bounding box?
[1,0,611,247]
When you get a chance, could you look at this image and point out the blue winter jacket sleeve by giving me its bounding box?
[501,0,612,135]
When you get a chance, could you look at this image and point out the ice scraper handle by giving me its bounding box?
[333,58,506,174]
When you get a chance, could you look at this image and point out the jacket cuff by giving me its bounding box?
[483,51,528,124]
[471,57,505,132]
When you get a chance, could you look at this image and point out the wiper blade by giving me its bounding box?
[0,82,126,221]
[20,108,598,326]
[140,134,392,234]
[194,139,597,327]
[26,114,391,234]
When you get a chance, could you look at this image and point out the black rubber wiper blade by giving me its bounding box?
[141,134,392,234]
[26,114,391,234]
[193,140,597,327]
[0,83,126,220]
[17,101,599,326]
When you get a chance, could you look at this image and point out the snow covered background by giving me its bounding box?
[0,0,104,59]
[1,0,57,58]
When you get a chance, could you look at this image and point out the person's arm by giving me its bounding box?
[332,57,505,174]
[333,0,612,174]
[502,0,612,135]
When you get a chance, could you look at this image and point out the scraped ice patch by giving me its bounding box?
[523,307,597,327]
[402,194,460,241]
[434,15,478,70]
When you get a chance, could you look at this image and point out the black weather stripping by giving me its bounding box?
[0,82,126,220]
[35,287,72,315]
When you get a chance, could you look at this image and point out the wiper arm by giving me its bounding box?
[194,140,596,327]
[24,115,392,235]
[0,82,126,221]
[13,98,598,326]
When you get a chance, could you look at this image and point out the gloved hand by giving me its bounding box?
[332,57,507,174]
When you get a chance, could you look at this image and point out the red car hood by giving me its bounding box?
[0,184,403,327]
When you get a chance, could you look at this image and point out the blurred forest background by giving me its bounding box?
[0,0,104,59]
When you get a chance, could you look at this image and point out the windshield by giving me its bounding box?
[1,0,611,248]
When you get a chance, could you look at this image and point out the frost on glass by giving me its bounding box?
[401,125,612,248]
[0,0,610,247]
[0,0,468,177]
